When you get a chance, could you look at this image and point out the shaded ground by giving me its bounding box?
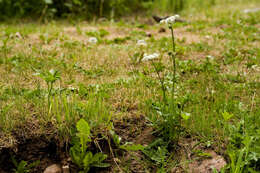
[0,116,227,173]
[0,116,153,173]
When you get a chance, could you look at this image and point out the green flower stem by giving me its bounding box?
[169,26,176,111]
[151,61,167,104]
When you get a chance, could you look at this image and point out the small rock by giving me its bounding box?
[43,164,62,173]
[146,32,152,37]
[205,35,211,39]
[15,32,22,39]
[62,165,70,173]
[158,27,166,33]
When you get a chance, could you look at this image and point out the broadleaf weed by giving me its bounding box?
[70,119,110,172]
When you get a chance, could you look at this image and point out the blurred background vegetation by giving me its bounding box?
[0,0,256,20]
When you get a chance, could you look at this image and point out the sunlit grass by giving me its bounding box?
[0,1,259,171]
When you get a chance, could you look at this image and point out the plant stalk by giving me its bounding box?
[151,61,167,104]
[170,26,176,110]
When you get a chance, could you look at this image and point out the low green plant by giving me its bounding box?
[228,135,253,173]
[110,130,145,151]
[104,36,131,44]
[110,130,170,171]
[142,139,168,165]
[35,69,60,107]
[224,114,260,172]
[39,33,54,44]
[1,35,11,58]
[70,119,110,173]
[146,15,191,143]
[11,157,39,173]
[85,29,109,38]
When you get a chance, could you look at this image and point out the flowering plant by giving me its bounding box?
[160,15,180,25]
[142,53,160,61]
[147,14,191,143]
[137,39,147,47]
[88,37,98,44]
[159,15,180,106]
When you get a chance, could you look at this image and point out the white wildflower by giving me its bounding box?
[68,86,77,91]
[137,39,147,47]
[142,53,159,61]
[205,35,211,39]
[88,37,98,44]
[33,72,40,76]
[206,55,215,61]
[243,8,260,14]
[15,32,22,39]
[160,15,180,25]
[49,69,55,75]
[252,65,258,70]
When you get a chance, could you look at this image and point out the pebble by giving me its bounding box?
[15,32,22,39]
[158,27,166,33]
[62,165,70,173]
[43,164,62,173]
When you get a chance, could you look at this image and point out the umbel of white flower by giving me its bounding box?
[88,37,98,44]
[137,39,147,47]
[160,15,180,25]
[142,53,159,61]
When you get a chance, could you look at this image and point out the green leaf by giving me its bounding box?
[73,0,82,5]
[120,143,145,151]
[11,156,18,167]
[92,153,107,163]
[76,119,90,139]
[27,160,40,169]
[17,161,28,173]
[92,162,111,168]
[109,130,121,146]
[70,146,83,167]
[83,152,93,168]
[143,146,167,164]
[212,168,218,173]
[197,152,212,158]
[222,111,234,121]
[91,153,110,168]
[181,112,191,120]
[44,0,53,4]
[153,62,165,72]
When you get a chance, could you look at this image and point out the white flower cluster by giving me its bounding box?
[88,37,98,44]
[160,15,180,25]
[206,55,215,61]
[142,53,159,61]
[243,8,260,14]
[137,39,147,47]
[49,69,55,75]
[68,86,77,91]
[15,32,22,39]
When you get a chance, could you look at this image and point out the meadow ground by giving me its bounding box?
[0,1,260,172]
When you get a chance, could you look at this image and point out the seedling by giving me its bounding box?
[35,69,60,107]
[11,157,39,173]
[70,119,110,172]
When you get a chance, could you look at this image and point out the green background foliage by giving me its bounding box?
[0,0,225,20]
